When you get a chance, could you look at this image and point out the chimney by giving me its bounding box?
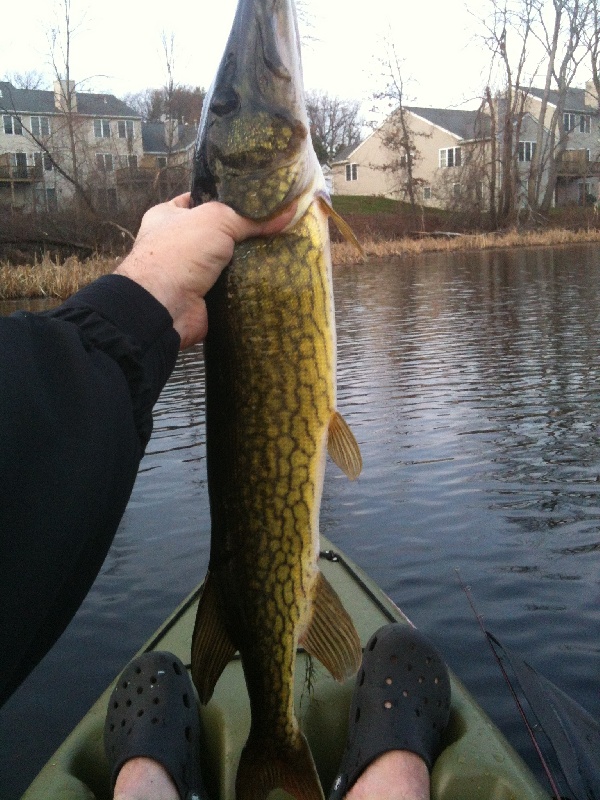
[585,79,598,109]
[54,80,77,112]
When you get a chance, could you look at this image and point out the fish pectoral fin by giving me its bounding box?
[191,571,236,704]
[300,570,362,682]
[317,193,364,256]
[328,410,362,480]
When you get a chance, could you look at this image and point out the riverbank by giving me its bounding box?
[332,226,600,264]
[2,227,600,300]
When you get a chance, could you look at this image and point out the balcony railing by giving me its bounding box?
[556,150,600,177]
[0,165,43,182]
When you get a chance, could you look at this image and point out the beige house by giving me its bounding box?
[0,80,196,213]
[0,80,145,213]
[524,83,600,205]
[332,83,600,209]
[332,107,490,207]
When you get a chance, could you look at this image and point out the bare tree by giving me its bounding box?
[372,40,429,222]
[3,71,49,90]
[124,85,205,125]
[305,91,362,162]
[478,0,537,223]
[528,0,592,211]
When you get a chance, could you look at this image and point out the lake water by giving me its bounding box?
[1,244,600,797]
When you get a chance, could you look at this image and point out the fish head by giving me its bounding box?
[191,0,317,219]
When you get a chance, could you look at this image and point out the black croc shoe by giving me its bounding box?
[104,651,208,800]
[329,623,451,799]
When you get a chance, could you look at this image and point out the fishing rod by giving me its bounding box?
[456,570,563,800]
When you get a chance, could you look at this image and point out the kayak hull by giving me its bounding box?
[22,541,548,800]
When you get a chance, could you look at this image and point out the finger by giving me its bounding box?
[171,192,192,209]
[228,202,298,243]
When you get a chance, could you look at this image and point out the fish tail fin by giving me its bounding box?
[236,730,324,800]
[301,570,362,682]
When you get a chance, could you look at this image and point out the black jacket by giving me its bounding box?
[0,274,180,705]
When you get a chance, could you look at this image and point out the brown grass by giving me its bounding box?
[2,227,600,300]
[0,254,117,300]
[331,227,600,265]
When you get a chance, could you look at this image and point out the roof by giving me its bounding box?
[527,86,596,113]
[141,122,197,155]
[333,142,362,162]
[0,81,138,118]
[406,107,491,139]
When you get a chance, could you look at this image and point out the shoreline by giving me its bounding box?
[2,227,600,301]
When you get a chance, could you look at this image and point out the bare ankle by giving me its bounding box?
[113,757,179,800]
[344,750,430,800]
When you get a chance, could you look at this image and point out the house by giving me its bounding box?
[332,82,600,210]
[139,120,197,201]
[331,107,491,207]
[0,80,145,213]
[0,80,198,213]
[525,83,600,205]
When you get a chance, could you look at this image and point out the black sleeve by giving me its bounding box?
[0,274,180,706]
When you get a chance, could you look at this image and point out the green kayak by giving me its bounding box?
[22,540,549,800]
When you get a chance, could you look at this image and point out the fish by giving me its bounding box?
[189,0,364,798]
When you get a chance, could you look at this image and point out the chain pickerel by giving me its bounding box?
[190,1,363,798]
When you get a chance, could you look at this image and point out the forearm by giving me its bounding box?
[0,275,180,704]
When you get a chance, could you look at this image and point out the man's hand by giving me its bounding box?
[116,193,295,349]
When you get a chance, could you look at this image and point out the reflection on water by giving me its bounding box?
[2,244,600,795]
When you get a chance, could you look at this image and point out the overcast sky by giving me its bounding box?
[3,0,504,117]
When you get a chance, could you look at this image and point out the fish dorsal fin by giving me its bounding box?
[191,571,236,704]
[317,194,364,256]
[328,410,362,480]
[300,570,362,682]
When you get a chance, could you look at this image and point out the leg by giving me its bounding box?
[329,624,451,800]
[104,652,207,800]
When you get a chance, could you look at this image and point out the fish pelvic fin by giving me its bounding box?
[316,193,364,257]
[300,570,362,682]
[191,570,236,704]
[236,729,324,800]
[328,410,362,481]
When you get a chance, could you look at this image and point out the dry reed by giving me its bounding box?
[2,227,600,301]
[0,254,117,301]
[331,227,600,265]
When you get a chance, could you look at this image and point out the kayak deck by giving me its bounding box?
[22,544,549,800]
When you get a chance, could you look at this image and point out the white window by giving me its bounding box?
[563,113,576,132]
[96,153,114,172]
[30,116,50,137]
[118,120,134,139]
[345,163,358,181]
[3,115,22,135]
[46,187,58,212]
[518,141,536,162]
[579,182,592,203]
[439,147,461,168]
[33,152,53,173]
[125,154,138,169]
[580,115,591,134]
[94,119,111,138]
[423,186,431,200]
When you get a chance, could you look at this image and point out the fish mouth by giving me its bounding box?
[192,0,313,218]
